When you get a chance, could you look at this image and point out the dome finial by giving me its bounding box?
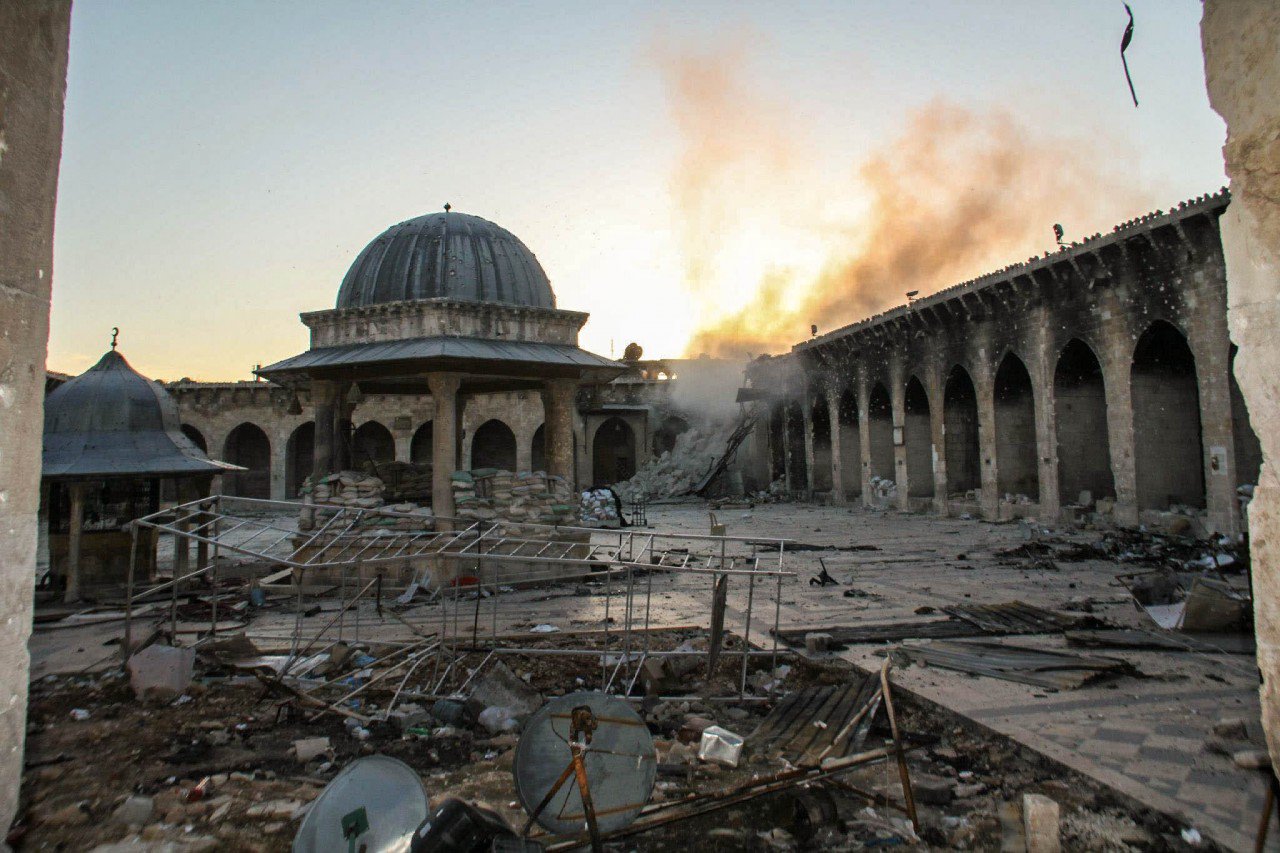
[443,203,451,213]
[110,327,119,350]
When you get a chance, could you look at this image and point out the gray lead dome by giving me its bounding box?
[335,211,556,310]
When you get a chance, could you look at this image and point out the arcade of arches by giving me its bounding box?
[750,191,1261,536]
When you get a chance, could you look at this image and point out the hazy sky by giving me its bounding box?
[49,0,1226,380]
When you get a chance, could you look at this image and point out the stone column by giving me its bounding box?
[65,482,85,603]
[890,360,909,511]
[269,432,288,501]
[973,358,1000,520]
[857,370,873,507]
[781,404,794,493]
[0,2,72,829]
[311,380,339,485]
[1030,313,1060,521]
[1101,336,1139,526]
[1203,0,1280,769]
[428,373,463,524]
[824,378,846,504]
[333,386,353,473]
[927,363,948,515]
[195,475,213,571]
[801,393,816,497]
[541,378,579,483]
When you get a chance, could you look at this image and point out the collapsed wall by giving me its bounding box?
[613,416,741,501]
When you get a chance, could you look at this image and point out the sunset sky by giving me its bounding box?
[49,0,1226,381]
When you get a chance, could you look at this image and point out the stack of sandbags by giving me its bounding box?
[579,488,620,526]
[454,469,577,526]
[376,461,433,502]
[356,502,435,532]
[299,471,387,529]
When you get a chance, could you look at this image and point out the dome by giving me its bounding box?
[335,211,556,310]
[43,349,238,479]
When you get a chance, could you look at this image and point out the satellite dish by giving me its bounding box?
[293,755,430,853]
[513,692,656,838]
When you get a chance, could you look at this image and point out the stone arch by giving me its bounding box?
[653,415,690,456]
[944,366,980,496]
[1230,345,1263,488]
[1054,338,1114,504]
[994,352,1039,499]
[285,421,315,498]
[472,419,518,471]
[810,394,833,492]
[1131,320,1204,510]
[223,422,271,499]
[904,376,934,497]
[837,387,860,494]
[592,416,636,485]
[352,420,395,469]
[531,424,547,472]
[410,421,433,465]
[180,424,207,453]
[868,383,894,481]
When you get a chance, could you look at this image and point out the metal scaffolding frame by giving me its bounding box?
[125,495,795,703]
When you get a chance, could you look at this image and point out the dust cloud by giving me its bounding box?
[654,42,1156,358]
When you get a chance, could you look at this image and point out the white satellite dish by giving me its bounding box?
[293,755,430,853]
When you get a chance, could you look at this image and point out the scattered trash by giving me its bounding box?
[69,708,90,721]
[698,725,745,767]
[530,624,560,634]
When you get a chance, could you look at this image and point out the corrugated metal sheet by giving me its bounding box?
[258,336,625,377]
[43,350,241,479]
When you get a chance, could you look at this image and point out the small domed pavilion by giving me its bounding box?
[257,209,624,522]
[42,338,240,600]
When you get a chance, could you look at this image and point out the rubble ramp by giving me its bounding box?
[690,413,757,497]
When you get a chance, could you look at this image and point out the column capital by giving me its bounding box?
[309,378,339,405]
[427,372,463,398]
[541,377,580,401]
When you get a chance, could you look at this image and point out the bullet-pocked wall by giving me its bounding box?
[747,191,1256,536]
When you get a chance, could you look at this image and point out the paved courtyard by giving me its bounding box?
[29,500,1269,849]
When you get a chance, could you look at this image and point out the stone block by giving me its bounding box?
[804,632,834,653]
[111,795,154,826]
[127,644,195,700]
[1022,793,1060,853]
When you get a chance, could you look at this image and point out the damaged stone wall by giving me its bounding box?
[0,0,72,832]
[751,193,1256,535]
[1202,0,1280,777]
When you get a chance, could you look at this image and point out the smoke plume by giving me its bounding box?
[656,42,1156,358]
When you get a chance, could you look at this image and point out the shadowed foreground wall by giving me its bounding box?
[1203,0,1280,770]
[0,0,72,832]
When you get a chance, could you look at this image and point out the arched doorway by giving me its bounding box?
[352,421,395,470]
[994,353,1039,499]
[531,424,547,472]
[285,422,315,498]
[1054,339,1113,504]
[785,402,808,490]
[472,419,517,471]
[592,416,636,485]
[653,415,690,456]
[944,366,980,496]
[180,424,207,453]
[868,383,894,481]
[1132,321,1204,510]
[410,422,433,465]
[223,423,271,499]
[904,377,934,497]
[810,394,833,492]
[768,404,786,482]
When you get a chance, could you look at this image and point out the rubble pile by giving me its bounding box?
[613,419,738,501]
[453,469,577,526]
[870,476,898,503]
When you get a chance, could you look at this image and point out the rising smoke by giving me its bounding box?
[656,41,1156,358]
